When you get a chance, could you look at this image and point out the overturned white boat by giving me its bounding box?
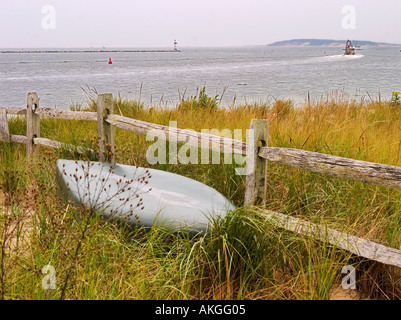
[56,160,235,232]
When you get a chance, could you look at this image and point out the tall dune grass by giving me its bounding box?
[1,91,401,299]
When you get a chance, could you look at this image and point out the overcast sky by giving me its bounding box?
[1,0,400,48]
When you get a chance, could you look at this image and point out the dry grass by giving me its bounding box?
[1,91,401,300]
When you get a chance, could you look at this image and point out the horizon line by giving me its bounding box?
[2,38,401,50]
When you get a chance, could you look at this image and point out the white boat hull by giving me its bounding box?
[56,160,235,232]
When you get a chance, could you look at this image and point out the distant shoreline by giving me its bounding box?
[267,39,401,47]
[0,49,181,54]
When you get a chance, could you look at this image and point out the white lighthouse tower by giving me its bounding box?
[174,39,179,52]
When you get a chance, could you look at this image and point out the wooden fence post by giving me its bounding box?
[0,109,10,143]
[26,92,41,158]
[245,119,269,206]
[97,93,115,164]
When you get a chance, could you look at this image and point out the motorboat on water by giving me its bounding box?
[344,39,356,55]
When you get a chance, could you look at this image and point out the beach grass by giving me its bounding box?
[1,90,401,300]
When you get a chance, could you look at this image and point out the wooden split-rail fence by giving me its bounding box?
[2,92,401,268]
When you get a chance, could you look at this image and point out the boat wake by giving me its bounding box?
[306,54,365,64]
[326,54,364,60]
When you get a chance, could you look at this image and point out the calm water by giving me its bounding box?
[0,46,400,109]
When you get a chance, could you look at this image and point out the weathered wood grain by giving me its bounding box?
[1,105,247,155]
[0,107,97,121]
[97,94,115,163]
[258,208,401,268]
[245,119,269,206]
[106,114,247,155]
[259,147,401,190]
[26,93,40,158]
[33,137,94,155]
[0,107,27,115]
[10,135,27,144]
[37,108,97,121]
[0,109,10,142]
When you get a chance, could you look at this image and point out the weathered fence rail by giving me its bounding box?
[259,147,401,190]
[3,106,248,155]
[2,92,401,268]
[258,208,401,268]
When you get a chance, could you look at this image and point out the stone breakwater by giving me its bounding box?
[0,49,180,53]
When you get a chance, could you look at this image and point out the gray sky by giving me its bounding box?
[1,0,401,48]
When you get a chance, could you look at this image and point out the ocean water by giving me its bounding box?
[0,46,400,109]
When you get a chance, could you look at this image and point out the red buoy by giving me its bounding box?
[108,57,112,64]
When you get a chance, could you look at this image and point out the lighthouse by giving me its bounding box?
[174,40,178,52]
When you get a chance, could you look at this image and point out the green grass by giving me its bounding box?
[2,91,401,300]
